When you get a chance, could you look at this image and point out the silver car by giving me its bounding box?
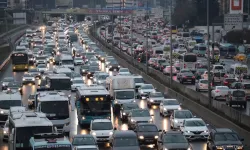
[195,79,208,92]
[128,109,153,129]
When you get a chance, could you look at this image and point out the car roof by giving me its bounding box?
[113,130,136,138]
[92,119,111,123]
[211,128,234,133]
[137,123,157,126]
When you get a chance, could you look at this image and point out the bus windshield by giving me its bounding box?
[50,79,71,90]
[41,101,69,119]
[184,54,197,62]
[11,53,28,64]
[0,100,21,109]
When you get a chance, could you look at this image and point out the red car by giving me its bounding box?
[223,78,237,87]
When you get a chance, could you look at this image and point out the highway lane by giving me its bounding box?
[112,28,250,116]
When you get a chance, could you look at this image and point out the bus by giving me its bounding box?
[171,25,178,34]
[179,53,197,72]
[11,52,29,71]
[219,43,237,58]
[75,85,111,126]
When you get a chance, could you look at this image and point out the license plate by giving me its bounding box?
[99,139,106,141]
[114,69,117,71]
[187,79,191,81]
[146,139,153,142]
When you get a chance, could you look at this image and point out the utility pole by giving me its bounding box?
[111,0,114,52]
[4,9,8,32]
[207,0,212,107]
[131,0,135,61]
[146,0,149,74]
[119,0,122,52]
[170,0,173,87]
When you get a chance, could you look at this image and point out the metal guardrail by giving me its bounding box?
[0,25,28,45]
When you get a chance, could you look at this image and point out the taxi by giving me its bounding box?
[234,53,246,61]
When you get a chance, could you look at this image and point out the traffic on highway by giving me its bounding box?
[0,16,247,150]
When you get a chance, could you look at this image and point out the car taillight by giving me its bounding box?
[224,81,228,84]
[199,84,203,87]
[192,76,195,79]
[183,76,187,78]
[215,90,220,93]
[184,64,186,68]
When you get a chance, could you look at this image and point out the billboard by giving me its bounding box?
[230,0,244,14]
[0,0,7,8]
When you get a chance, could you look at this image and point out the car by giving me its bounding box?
[28,68,41,79]
[146,92,165,108]
[223,78,237,87]
[86,66,100,79]
[90,119,116,144]
[74,56,84,66]
[1,77,15,90]
[71,78,85,91]
[79,64,90,76]
[106,60,120,72]
[148,58,157,66]
[180,118,209,141]
[110,130,140,150]
[159,62,170,72]
[6,82,22,95]
[118,68,131,75]
[226,89,246,108]
[37,64,47,73]
[159,99,181,117]
[134,123,160,146]
[157,131,192,150]
[170,110,194,129]
[211,86,230,100]
[2,120,9,141]
[120,103,139,122]
[179,72,195,84]
[73,145,99,150]
[137,84,156,99]
[177,69,192,80]
[195,79,209,92]
[22,73,35,85]
[233,53,246,61]
[207,128,244,150]
[94,72,109,85]
[127,108,153,130]
[163,66,178,76]
[28,94,36,109]
[194,68,207,80]
[72,134,98,148]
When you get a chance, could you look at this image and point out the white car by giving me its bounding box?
[118,68,131,75]
[90,119,115,143]
[159,99,181,117]
[74,57,84,66]
[37,64,47,72]
[170,110,194,129]
[22,73,35,85]
[71,78,85,91]
[211,86,230,100]
[1,77,15,90]
[180,118,209,140]
[138,84,156,99]
[74,145,99,150]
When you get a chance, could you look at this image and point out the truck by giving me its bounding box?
[29,133,72,150]
[8,111,54,150]
[35,91,70,136]
[75,85,111,126]
[106,76,136,113]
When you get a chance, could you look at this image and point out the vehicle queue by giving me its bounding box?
[0,17,246,150]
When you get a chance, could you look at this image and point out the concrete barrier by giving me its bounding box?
[89,26,250,143]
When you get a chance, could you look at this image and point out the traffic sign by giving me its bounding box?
[224,14,243,30]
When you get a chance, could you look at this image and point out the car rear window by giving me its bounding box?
[233,91,245,97]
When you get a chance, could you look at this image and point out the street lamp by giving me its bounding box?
[207,0,212,106]
[169,0,173,87]
[145,0,149,74]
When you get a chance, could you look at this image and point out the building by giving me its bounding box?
[0,0,7,8]
[106,0,137,8]
[73,0,106,8]
[55,0,72,8]
[28,0,56,9]
[8,0,27,9]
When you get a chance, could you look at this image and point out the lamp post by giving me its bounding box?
[145,0,149,74]
[170,0,173,87]
[111,0,114,52]
[207,0,212,107]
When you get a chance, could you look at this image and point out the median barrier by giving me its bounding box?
[89,27,250,142]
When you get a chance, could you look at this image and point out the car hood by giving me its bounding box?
[141,89,155,93]
[214,141,242,146]
[113,146,140,150]
[164,143,189,149]
[74,60,83,62]
[131,116,151,122]
[137,131,158,138]
[91,130,113,136]
[183,126,208,132]
[164,105,180,109]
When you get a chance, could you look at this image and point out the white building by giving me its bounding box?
[106,0,137,8]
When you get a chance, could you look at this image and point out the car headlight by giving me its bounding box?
[150,99,154,102]
[187,147,192,150]
[149,118,153,122]
[32,78,35,81]
[65,122,70,126]
[92,132,96,136]
[131,119,135,123]
[174,119,178,123]
[237,146,243,150]
[109,131,113,135]
[186,131,190,133]
[82,116,85,120]
[164,148,168,150]
[0,111,3,114]
[139,136,144,139]
[154,135,158,139]
[123,112,126,115]
[2,84,5,86]
[215,146,223,150]
[22,78,25,81]
[178,107,182,110]
[204,130,208,133]
[118,65,120,68]
[108,66,112,68]
[164,108,166,110]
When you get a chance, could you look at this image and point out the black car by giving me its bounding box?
[157,131,191,150]
[179,72,195,84]
[7,82,22,95]
[207,128,244,150]
[79,64,90,76]
[107,60,120,71]
[86,66,99,79]
[134,123,160,146]
[120,103,139,122]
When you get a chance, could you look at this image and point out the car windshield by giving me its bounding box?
[163,134,188,143]
[138,125,158,132]
[232,91,245,97]
[141,85,154,89]
[134,78,144,83]
[92,122,113,130]
[72,137,96,146]
[120,68,129,72]
[75,57,82,60]
[123,104,139,110]
[0,100,22,109]
[185,120,206,127]
[217,86,229,90]
[23,74,33,77]
[214,133,240,141]
[89,67,99,72]
[131,110,150,117]
[175,111,193,118]
[98,75,109,80]
[200,80,208,84]
[113,137,138,147]
[29,69,39,72]
[3,78,14,82]
[37,65,46,68]
[150,93,163,97]
[163,100,179,105]
[73,80,84,84]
